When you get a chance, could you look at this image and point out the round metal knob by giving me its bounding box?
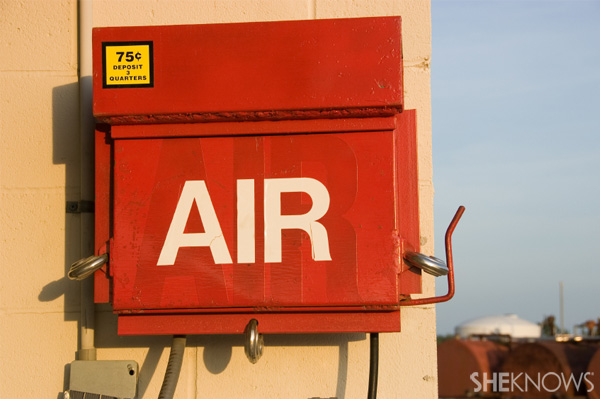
[403,251,449,277]
[244,319,263,364]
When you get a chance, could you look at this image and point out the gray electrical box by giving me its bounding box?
[69,360,138,399]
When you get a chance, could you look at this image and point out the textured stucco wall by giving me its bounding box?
[0,0,436,398]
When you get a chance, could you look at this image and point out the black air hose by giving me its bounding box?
[367,332,379,399]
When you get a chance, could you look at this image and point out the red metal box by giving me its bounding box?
[92,17,421,335]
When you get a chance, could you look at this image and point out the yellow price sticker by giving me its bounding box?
[103,42,153,88]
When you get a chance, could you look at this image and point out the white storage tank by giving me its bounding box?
[455,314,542,339]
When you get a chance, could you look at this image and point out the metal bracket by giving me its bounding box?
[66,200,95,214]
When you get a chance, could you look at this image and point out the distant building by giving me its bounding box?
[455,314,541,339]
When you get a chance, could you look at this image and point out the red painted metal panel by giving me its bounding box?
[111,119,418,312]
[110,117,397,139]
[118,311,401,336]
[92,17,402,123]
[394,111,421,295]
[94,126,111,303]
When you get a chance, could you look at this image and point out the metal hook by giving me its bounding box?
[244,319,264,364]
[68,253,108,281]
[399,205,465,306]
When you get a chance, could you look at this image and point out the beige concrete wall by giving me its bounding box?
[0,0,435,398]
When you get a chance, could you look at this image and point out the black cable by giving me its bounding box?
[367,332,379,399]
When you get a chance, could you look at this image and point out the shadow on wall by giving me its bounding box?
[95,309,363,399]
[39,82,81,320]
[41,82,364,399]
[38,81,84,396]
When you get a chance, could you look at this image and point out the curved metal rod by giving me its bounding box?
[399,205,465,306]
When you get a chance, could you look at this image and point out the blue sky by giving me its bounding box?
[431,0,600,335]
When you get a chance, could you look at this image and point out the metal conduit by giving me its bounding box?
[77,0,96,362]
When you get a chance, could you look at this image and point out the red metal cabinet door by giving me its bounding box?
[112,126,410,312]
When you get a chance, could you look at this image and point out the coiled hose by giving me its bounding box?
[158,335,187,399]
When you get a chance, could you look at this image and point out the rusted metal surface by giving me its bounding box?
[438,339,508,398]
[586,346,600,399]
[501,341,596,398]
[95,107,403,126]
